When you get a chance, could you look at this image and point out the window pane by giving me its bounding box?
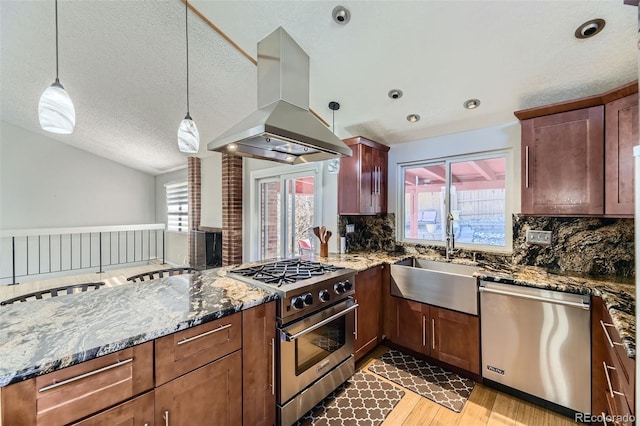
[450,158,506,246]
[289,176,315,258]
[260,181,281,259]
[403,164,446,241]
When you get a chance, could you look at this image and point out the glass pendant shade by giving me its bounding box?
[177,113,199,154]
[38,80,76,134]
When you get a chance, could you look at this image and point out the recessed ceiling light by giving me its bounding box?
[407,114,420,123]
[388,89,403,100]
[575,19,605,39]
[463,99,481,109]
[332,6,351,25]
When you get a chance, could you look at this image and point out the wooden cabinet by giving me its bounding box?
[0,342,154,426]
[338,136,390,215]
[520,106,605,216]
[516,81,638,217]
[71,392,154,426]
[605,93,638,216]
[155,312,242,386]
[242,301,276,426]
[354,265,383,361]
[592,296,635,424]
[390,296,480,375]
[155,351,242,426]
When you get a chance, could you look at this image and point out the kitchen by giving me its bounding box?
[0,1,638,425]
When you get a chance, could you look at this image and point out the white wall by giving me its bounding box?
[388,121,521,251]
[200,153,223,228]
[0,121,156,229]
[155,168,188,265]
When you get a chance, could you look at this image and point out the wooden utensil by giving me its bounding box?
[325,231,332,243]
[320,226,326,242]
[313,227,321,240]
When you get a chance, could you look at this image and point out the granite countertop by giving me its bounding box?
[0,270,277,387]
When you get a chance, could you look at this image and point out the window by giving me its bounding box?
[251,164,322,260]
[166,182,188,233]
[400,153,508,249]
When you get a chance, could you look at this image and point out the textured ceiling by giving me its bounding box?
[1,0,637,175]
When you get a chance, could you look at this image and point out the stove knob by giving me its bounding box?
[303,293,313,306]
[334,282,345,294]
[319,290,330,302]
[291,297,304,310]
[343,280,353,292]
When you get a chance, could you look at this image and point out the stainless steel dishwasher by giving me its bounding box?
[479,280,591,415]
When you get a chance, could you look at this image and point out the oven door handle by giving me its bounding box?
[284,304,359,341]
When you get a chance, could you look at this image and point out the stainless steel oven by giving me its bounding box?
[278,298,357,425]
[228,259,358,426]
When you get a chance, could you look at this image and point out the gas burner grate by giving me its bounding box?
[231,259,345,286]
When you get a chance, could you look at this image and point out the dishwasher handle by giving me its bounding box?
[479,286,589,310]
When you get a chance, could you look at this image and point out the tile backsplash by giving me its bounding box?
[512,214,634,277]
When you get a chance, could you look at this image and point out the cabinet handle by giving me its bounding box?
[163,410,170,426]
[422,315,426,346]
[525,145,529,188]
[177,323,232,345]
[600,320,625,348]
[376,166,380,194]
[603,361,625,399]
[38,358,133,392]
[601,412,608,426]
[270,337,275,395]
[431,318,435,350]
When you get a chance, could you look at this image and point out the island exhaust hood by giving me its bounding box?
[207,27,352,164]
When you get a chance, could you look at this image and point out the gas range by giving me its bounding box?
[228,258,357,325]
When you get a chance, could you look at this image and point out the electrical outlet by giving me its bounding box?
[346,224,355,234]
[526,230,552,245]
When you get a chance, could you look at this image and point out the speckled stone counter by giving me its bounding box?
[0,270,277,387]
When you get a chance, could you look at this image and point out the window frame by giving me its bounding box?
[165,181,189,234]
[397,150,512,253]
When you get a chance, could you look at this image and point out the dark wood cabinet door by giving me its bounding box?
[354,266,383,361]
[71,392,154,426]
[338,136,389,215]
[391,296,428,355]
[605,93,638,216]
[430,307,480,375]
[155,351,242,426]
[521,106,604,215]
[242,302,276,426]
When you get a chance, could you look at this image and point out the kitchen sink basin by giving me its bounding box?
[390,258,479,315]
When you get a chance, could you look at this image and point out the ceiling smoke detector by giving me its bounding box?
[575,19,605,39]
[388,89,403,100]
[464,99,481,110]
[407,114,420,123]
[332,6,351,24]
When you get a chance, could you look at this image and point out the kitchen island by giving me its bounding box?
[0,270,277,387]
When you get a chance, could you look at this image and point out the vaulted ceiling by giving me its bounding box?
[1,1,636,175]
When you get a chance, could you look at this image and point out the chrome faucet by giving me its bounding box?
[445,212,456,260]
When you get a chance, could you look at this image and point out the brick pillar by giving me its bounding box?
[187,157,201,266]
[222,154,243,265]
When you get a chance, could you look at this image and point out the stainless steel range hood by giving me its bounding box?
[207,27,352,164]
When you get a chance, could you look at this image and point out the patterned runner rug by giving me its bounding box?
[294,370,404,426]
[367,349,475,413]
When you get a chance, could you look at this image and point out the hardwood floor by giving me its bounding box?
[357,346,579,426]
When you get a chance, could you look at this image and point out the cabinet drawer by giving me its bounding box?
[1,342,153,426]
[599,304,635,412]
[155,312,242,385]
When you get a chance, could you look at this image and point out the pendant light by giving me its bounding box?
[177,0,199,154]
[38,0,75,134]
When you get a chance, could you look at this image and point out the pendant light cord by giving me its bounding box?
[55,0,59,82]
[185,0,190,115]
[332,109,335,134]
